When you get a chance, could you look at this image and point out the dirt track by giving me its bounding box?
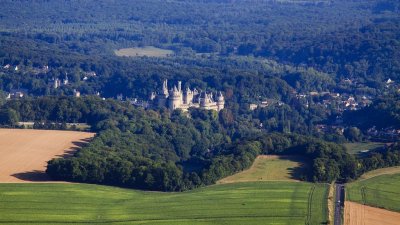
[0,129,94,182]
[344,201,400,225]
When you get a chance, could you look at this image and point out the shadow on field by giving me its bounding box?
[55,138,93,158]
[11,170,52,182]
[279,155,309,180]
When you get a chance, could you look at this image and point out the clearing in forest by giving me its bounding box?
[217,155,308,184]
[344,142,386,155]
[344,201,400,225]
[114,46,174,57]
[0,129,94,183]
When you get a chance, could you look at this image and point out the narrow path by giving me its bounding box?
[334,184,344,225]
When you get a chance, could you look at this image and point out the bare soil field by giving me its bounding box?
[0,129,94,182]
[344,201,400,225]
[218,155,308,184]
[114,46,174,57]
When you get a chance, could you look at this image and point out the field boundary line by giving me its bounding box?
[0,215,306,224]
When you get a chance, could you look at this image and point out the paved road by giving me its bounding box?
[334,184,345,225]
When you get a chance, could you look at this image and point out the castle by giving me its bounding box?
[150,80,225,111]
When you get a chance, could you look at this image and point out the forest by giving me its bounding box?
[0,96,397,191]
[0,0,399,190]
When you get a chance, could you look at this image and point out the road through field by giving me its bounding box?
[0,129,94,182]
[334,184,344,225]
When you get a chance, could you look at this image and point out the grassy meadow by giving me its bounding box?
[0,182,328,225]
[114,46,174,57]
[346,171,400,212]
[344,142,386,155]
[218,155,308,184]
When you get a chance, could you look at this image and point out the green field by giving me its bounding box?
[346,172,400,212]
[218,155,308,183]
[0,182,328,225]
[344,142,386,155]
[114,46,174,57]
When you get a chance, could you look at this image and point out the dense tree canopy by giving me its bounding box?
[0,0,399,190]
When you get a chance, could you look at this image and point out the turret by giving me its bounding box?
[184,87,194,104]
[217,91,225,111]
[53,78,60,89]
[169,86,182,110]
[156,80,169,108]
[200,92,210,107]
[149,92,156,101]
[162,79,169,96]
[63,73,69,85]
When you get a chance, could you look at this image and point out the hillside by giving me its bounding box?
[345,170,400,225]
[346,171,400,212]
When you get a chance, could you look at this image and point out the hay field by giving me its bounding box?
[218,155,308,184]
[0,182,328,224]
[114,46,174,57]
[0,129,94,182]
[344,201,400,225]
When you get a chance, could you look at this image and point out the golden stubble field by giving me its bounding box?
[344,201,400,225]
[0,129,94,183]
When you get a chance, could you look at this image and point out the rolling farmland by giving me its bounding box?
[0,129,94,182]
[0,182,328,225]
[345,170,400,225]
[0,131,329,225]
[346,172,400,212]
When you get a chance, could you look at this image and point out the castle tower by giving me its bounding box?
[63,73,69,85]
[184,87,194,104]
[157,80,169,108]
[178,81,182,92]
[149,92,156,101]
[200,92,208,108]
[53,78,60,89]
[169,86,182,110]
[217,91,225,111]
[178,81,183,103]
[162,79,169,97]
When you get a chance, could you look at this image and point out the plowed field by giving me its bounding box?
[0,129,94,182]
